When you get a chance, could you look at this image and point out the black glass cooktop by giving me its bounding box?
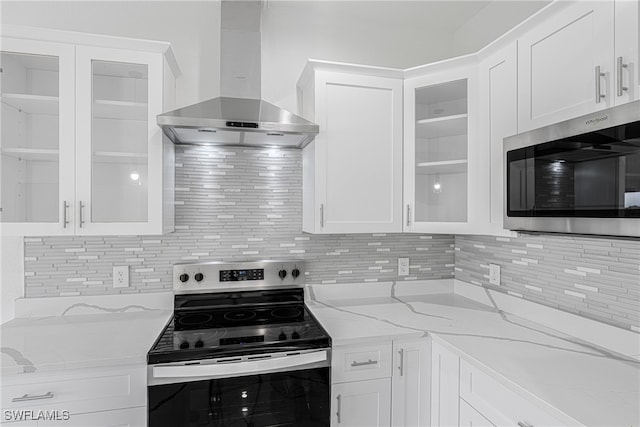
[148,289,331,364]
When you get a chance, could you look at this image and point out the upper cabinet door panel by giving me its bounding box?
[310,70,403,234]
[323,75,401,232]
[75,46,164,235]
[0,38,75,236]
[614,0,639,105]
[518,1,614,132]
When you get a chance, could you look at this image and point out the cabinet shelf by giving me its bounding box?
[416,114,467,139]
[1,93,59,115]
[1,147,59,161]
[416,159,468,174]
[93,99,147,121]
[93,151,148,164]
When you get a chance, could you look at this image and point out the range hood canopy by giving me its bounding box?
[157,1,318,148]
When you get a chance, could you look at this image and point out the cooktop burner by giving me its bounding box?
[147,261,330,365]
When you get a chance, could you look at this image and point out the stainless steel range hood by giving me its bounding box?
[157,1,318,148]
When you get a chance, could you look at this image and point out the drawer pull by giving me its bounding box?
[336,394,342,424]
[12,392,54,403]
[351,359,377,367]
[517,422,533,427]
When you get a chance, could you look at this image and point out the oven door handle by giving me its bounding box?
[152,350,328,379]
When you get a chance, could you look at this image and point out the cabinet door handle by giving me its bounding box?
[351,359,377,367]
[398,348,404,376]
[63,201,69,228]
[320,204,324,228]
[517,422,533,427]
[79,201,85,228]
[12,392,54,403]
[336,394,341,424]
[595,65,606,103]
[617,56,629,96]
[406,204,411,227]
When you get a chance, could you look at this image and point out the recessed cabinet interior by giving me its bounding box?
[0,28,179,236]
[297,61,403,234]
[0,39,75,235]
[404,60,484,235]
[413,79,468,224]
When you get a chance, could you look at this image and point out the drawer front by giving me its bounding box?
[2,366,146,415]
[38,407,146,427]
[459,359,567,427]
[332,342,392,383]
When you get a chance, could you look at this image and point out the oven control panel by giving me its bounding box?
[173,260,305,293]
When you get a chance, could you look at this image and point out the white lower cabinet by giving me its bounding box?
[38,407,146,427]
[459,398,495,427]
[430,338,576,427]
[332,378,392,427]
[391,339,430,427]
[1,365,146,427]
[331,339,429,427]
[430,339,460,427]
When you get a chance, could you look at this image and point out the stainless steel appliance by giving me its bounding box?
[157,1,319,148]
[147,260,331,427]
[504,100,640,237]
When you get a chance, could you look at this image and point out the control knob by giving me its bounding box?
[278,269,287,280]
[278,331,287,341]
[291,268,300,279]
[179,341,189,349]
[194,273,204,282]
[291,331,300,340]
[179,273,189,283]
[195,339,204,348]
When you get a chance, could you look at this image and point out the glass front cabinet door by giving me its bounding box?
[403,61,485,233]
[0,38,76,235]
[75,46,166,235]
[1,33,176,237]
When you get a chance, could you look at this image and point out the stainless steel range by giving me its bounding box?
[147,260,331,427]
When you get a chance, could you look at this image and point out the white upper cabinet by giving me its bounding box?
[614,0,639,105]
[297,61,403,234]
[477,42,518,236]
[0,38,76,236]
[517,0,638,132]
[0,27,179,236]
[404,59,484,234]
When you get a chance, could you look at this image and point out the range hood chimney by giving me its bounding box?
[157,1,318,148]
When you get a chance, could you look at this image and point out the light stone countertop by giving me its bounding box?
[1,293,173,376]
[306,282,640,427]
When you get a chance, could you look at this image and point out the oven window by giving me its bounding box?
[507,121,640,218]
[149,367,330,427]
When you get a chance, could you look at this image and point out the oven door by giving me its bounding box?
[148,350,330,427]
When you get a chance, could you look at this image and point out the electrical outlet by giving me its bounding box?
[489,263,500,286]
[398,257,410,276]
[113,266,129,288]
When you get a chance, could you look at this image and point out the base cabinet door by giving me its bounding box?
[391,339,430,427]
[331,378,391,427]
[459,399,495,427]
[430,340,460,427]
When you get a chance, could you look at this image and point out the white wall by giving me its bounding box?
[1,0,221,108]
[261,0,479,113]
[452,0,551,56]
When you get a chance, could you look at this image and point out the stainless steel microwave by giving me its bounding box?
[504,100,640,237]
